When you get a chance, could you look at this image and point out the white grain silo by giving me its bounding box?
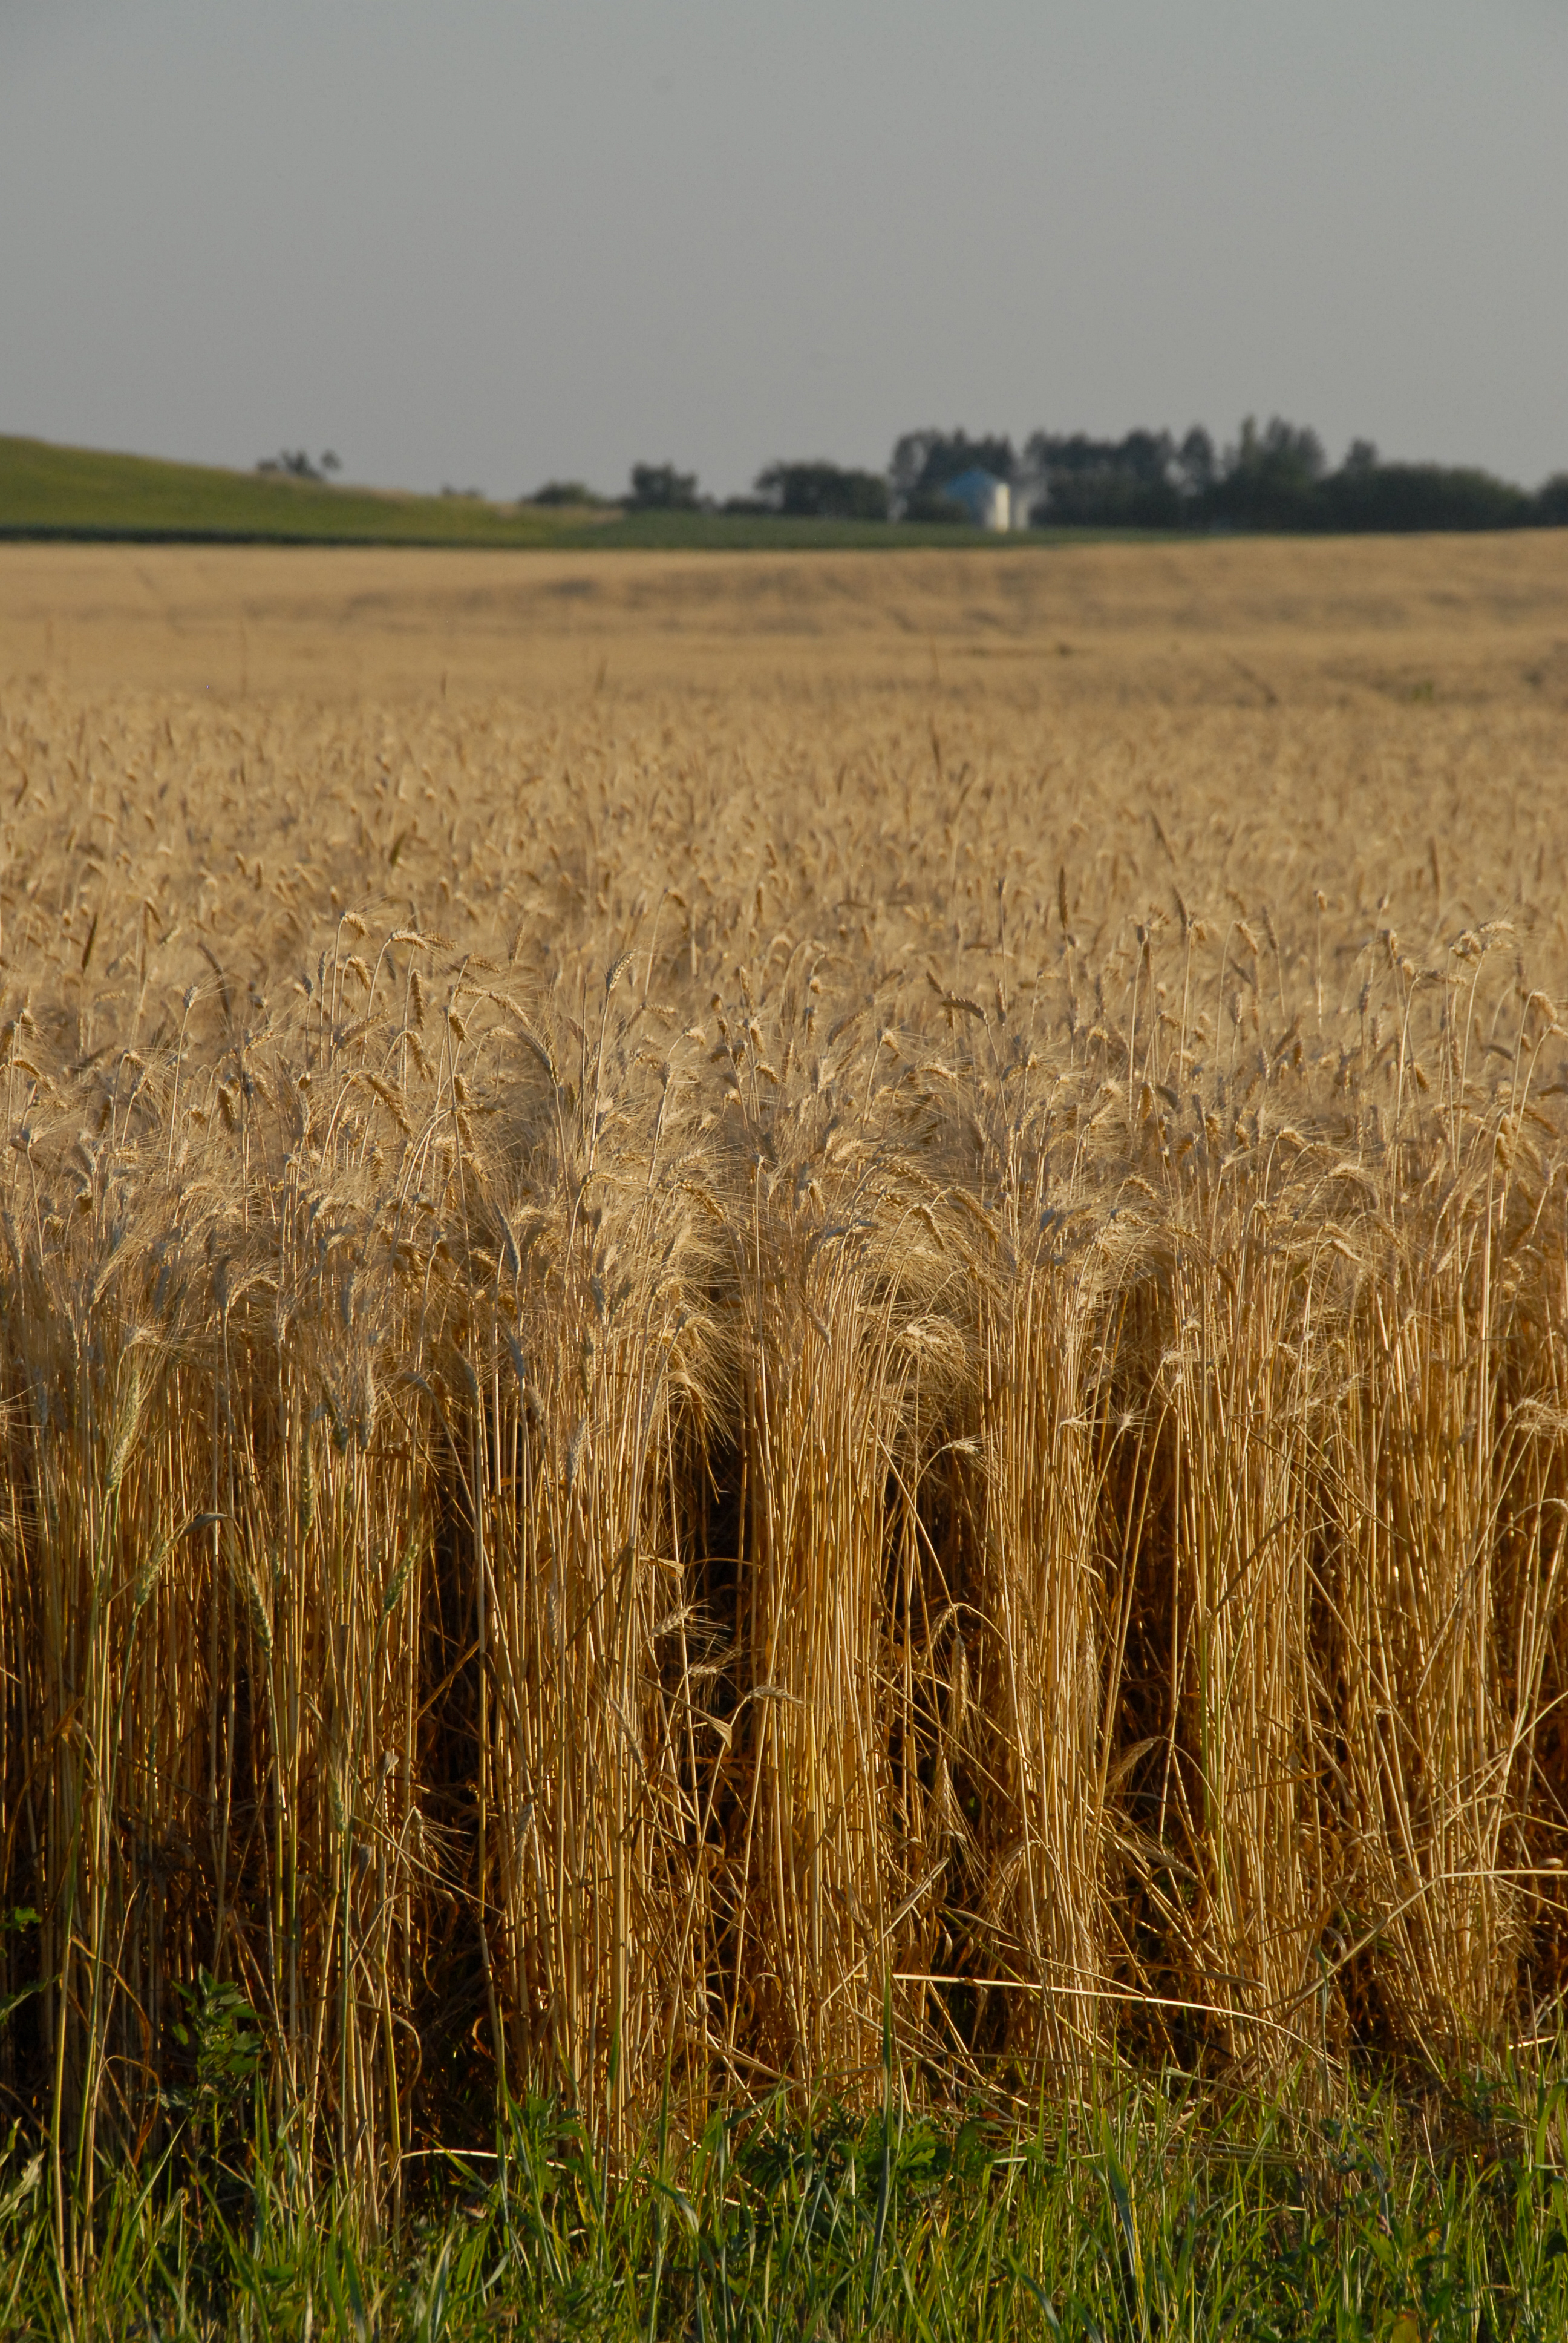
[942,467,1011,530]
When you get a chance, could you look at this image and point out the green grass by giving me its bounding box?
[0,434,592,546]
[5,2063,1568,2338]
[0,434,1047,552]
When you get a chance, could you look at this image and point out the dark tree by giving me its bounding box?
[1316,462,1533,533]
[256,449,326,480]
[1238,416,1327,482]
[1206,416,1326,527]
[754,461,889,520]
[1176,427,1217,497]
[523,480,605,507]
[889,430,945,511]
[1535,475,1568,526]
[628,462,699,510]
[1022,428,1193,527]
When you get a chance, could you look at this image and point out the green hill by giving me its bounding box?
[0,434,595,546]
[0,433,1023,551]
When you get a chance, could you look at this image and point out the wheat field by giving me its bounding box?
[4,536,1568,2214]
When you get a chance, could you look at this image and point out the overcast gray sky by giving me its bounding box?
[2,1,1565,501]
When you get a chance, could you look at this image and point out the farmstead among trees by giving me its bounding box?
[597,420,1567,535]
[887,415,1568,531]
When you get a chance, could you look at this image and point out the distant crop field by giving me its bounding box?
[4,531,1568,2209]
[4,526,1568,705]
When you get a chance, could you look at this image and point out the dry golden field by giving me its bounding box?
[5,529,1568,704]
[4,533,1568,2199]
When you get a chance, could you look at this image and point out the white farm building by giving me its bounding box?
[942,467,1012,531]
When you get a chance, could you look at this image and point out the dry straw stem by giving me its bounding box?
[2,673,1568,2214]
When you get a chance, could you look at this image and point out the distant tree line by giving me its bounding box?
[255,449,341,482]
[512,424,1568,532]
[522,457,892,519]
[890,419,1568,532]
